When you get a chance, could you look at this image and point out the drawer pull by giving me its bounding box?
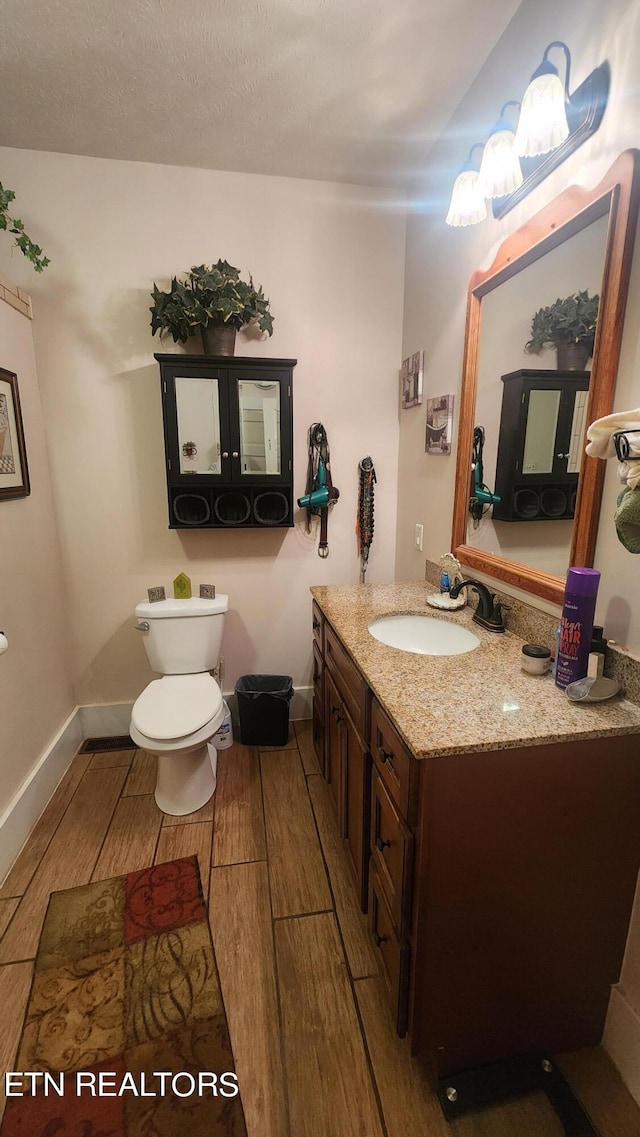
[378,747,394,765]
[331,704,343,723]
[373,932,389,948]
[375,836,391,852]
[313,616,320,631]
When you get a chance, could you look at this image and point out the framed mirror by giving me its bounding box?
[451,150,640,605]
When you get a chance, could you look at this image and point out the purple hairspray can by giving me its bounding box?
[555,567,601,690]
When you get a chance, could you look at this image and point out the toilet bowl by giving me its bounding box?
[130,672,225,815]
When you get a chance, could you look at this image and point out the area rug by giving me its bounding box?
[2,856,247,1136]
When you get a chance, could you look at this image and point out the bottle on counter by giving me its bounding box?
[555,567,601,691]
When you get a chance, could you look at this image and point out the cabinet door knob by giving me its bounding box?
[312,617,320,631]
[556,452,569,459]
[232,451,239,458]
[331,704,343,723]
[378,747,393,764]
[222,451,229,458]
[373,932,389,948]
[376,836,391,852]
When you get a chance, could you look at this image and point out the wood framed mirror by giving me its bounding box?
[451,150,640,605]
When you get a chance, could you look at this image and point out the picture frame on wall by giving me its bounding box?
[400,350,424,408]
[0,367,30,501]
[425,393,454,454]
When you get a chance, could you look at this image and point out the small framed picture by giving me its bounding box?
[0,367,30,501]
[426,394,454,454]
[400,350,424,409]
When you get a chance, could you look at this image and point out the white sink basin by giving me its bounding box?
[368,614,480,656]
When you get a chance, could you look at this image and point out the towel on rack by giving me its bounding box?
[585,407,640,489]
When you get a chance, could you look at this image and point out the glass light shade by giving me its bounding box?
[445,169,487,227]
[478,128,523,198]
[514,71,570,158]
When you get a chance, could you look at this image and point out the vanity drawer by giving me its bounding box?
[312,600,324,654]
[371,767,414,935]
[370,698,413,821]
[369,867,410,1036]
[324,623,365,736]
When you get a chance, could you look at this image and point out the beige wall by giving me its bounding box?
[397,0,640,1096]
[0,150,405,705]
[0,290,74,816]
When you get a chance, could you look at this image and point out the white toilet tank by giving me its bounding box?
[135,595,228,674]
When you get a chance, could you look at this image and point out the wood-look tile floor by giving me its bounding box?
[1,721,639,1136]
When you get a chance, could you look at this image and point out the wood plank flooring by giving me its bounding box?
[0,728,639,1136]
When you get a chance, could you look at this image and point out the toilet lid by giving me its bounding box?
[132,674,223,740]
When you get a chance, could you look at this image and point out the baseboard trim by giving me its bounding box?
[603,984,640,1106]
[0,707,83,884]
[79,686,313,740]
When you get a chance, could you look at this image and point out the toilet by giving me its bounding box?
[129,594,228,815]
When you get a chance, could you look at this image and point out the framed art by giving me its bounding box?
[0,367,30,500]
[401,350,424,408]
[426,393,454,454]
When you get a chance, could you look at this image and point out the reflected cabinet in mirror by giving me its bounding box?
[156,354,295,529]
[452,151,640,604]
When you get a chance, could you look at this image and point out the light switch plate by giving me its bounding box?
[415,523,424,551]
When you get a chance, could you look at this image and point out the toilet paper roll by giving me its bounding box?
[0,632,8,655]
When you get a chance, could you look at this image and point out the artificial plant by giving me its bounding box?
[0,182,50,272]
[150,260,274,343]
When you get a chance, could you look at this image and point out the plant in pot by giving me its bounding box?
[149,260,274,356]
[525,290,600,371]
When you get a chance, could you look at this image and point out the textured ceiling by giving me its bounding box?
[0,0,522,188]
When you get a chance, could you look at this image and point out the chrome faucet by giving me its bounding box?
[448,579,508,633]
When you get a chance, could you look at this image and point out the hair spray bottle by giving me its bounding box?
[555,567,601,690]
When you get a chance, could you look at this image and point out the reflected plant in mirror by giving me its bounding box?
[525,290,600,371]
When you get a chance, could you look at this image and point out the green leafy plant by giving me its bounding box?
[150,260,274,343]
[0,182,50,272]
[525,290,600,355]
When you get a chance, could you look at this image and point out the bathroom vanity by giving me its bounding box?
[311,581,640,1079]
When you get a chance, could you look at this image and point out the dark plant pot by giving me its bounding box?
[556,341,590,371]
[201,324,236,357]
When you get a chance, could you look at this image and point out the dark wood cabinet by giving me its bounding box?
[311,602,640,1083]
[156,353,295,529]
[492,368,589,522]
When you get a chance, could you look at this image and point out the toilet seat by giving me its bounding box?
[131,674,223,741]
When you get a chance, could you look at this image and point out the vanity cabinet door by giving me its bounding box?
[312,641,324,767]
[371,768,413,936]
[369,868,410,1037]
[324,667,346,831]
[343,706,371,911]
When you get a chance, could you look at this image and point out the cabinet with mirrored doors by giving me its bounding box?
[491,368,590,523]
[156,354,295,529]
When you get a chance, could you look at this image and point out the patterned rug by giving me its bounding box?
[2,856,247,1136]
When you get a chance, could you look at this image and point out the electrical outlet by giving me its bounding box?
[414,523,423,551]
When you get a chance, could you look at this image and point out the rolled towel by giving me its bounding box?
[615,486,640,553]
[585,406,640,458]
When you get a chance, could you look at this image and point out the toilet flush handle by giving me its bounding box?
[134,621,150,632]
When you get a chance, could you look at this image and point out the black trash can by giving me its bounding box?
[235,674,293,746]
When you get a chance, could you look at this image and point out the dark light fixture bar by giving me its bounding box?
[492,60,610,219]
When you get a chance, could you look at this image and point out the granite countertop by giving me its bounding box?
[311,581,640,759]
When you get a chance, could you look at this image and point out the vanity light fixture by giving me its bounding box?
[444,42,610,225]
[478,102,523,198]
[513,42,571,158]
[445,145,487,228]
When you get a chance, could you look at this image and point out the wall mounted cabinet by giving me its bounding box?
[156,354,296,529]
[492,369,589,523]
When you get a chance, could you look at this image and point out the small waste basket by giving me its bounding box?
[235,674,293,746]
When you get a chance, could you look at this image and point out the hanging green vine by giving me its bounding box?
[0,182,50,272]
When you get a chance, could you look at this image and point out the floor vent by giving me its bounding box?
[79,735,136,753]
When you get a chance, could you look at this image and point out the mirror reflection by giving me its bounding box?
[468,213,609,579]
[238,380,281,475]
[176,375,222,474]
